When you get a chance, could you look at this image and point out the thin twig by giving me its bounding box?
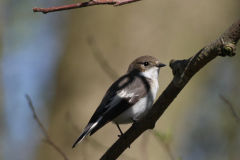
[151,130,174,160]
[87,36,119,81]
[32,0,140,14]
[179,47,205,83]
[219,94,240,125]
[25,94,70,160]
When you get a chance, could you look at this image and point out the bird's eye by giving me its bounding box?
[143,62,149,67]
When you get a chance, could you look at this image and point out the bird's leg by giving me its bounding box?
[116,123,124,137]
[116,123,130,148]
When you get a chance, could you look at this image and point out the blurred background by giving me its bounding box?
[1,0,240,160]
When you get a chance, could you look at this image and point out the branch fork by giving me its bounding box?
[169,34,238,87]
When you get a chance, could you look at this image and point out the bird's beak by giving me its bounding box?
[157,63,166,68]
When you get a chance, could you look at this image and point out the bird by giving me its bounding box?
[72,55,166,148]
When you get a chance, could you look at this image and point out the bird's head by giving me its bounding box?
[127,55,166,79]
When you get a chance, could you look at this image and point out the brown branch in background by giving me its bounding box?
[25,95,70,160]
[32,0,140,14]
[151,130,174,160]
[178,47,205,84]
[100,18,240,160]
[87,36,119,81]
[219,94,240,125]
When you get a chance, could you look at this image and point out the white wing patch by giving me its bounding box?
[104,90,138,113]
[118,90,138,99]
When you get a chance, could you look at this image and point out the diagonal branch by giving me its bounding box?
[219,94,240,125]
[25,95,70,160]
[32,0,140,14]
[87,36,119,81]
[100,18,240,160]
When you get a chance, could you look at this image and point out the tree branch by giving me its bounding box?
[32,0,140,14]
[219,94,240,125]
[87,36,119,81]
[100,18,240,160]
[25,95,70,160]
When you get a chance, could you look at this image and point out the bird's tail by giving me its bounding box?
[72,117,102,148]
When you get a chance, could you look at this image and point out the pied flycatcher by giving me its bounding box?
[72,55,165,148]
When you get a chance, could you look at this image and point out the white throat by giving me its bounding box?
[139,67,160,81]
[139,66,160,100]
